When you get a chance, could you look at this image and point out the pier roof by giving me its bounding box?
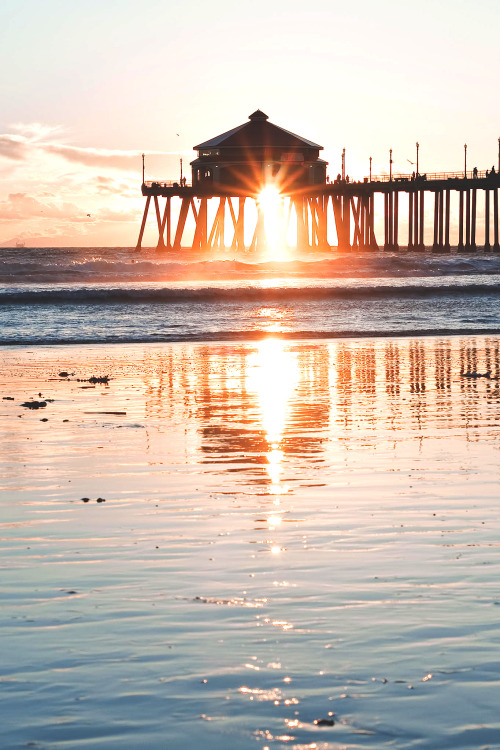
[194,110,323,151]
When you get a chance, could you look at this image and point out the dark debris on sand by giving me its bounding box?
[21,400,48,409]
[57,372,111,384]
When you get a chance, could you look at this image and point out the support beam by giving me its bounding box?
[408,191,414,249]
[458,191,464,250]
[393,191,399,250]
[485,189,491,250]
[465,189,471,248]
[438,191,444,249]
[384,193,389,250]
[432,191,439,251]
[471,189,477,250]
[494,188,499,251]
[154,196,165,249]
[444,190,451,251]
[173,197,191,250]
[160,196,171,249]
[418,190,425,249]
[136,195,151,250]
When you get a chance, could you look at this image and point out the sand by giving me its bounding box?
[1,337,500,749]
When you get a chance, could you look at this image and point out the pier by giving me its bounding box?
[136,112,500,253]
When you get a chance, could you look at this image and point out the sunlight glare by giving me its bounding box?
[258,185,287,260]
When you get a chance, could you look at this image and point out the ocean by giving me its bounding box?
[1,247,500,749]
[2,247,500,343]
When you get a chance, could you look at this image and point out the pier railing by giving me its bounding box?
[144,180,192,189]
[145,172,498,190]
[368,170,494,183]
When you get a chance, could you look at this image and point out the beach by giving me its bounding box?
[2,334,500,748]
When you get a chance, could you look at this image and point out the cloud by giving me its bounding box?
[93,175,137,197]
[0,124,181,173]
[0,192,90,222]
[0,123,186,245]
[10,122,65,142]
[0,136,29,161]
[42,143,143,170]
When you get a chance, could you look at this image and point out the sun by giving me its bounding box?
[258,185,288,260]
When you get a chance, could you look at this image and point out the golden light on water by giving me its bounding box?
[267,514,282,529]
[247,339,299,495]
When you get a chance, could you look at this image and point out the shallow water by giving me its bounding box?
[1,337,500,748]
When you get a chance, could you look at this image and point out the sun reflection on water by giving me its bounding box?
[246,338,299,496]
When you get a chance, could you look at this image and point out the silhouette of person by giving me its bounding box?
[473,167,478,178]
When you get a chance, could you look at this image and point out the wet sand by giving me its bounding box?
[1,337,500,749]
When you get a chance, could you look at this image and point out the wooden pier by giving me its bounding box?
[135,110,500,253]
[136,172,500,253]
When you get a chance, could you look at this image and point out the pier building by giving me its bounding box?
[136,113,500,253]
[190,109,327,192]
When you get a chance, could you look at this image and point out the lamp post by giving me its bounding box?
[464,144,467,178]
[342,148,346,181]
[389,149,393,181]
[142,153,145,185]
[416,142,419,176]
[180,158,183,184]
[498,137,500,173]
[369,156,372,182]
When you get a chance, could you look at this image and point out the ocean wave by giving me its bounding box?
[3,249,500,284]
[2,281,500,305]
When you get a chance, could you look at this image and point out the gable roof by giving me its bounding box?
[194,110,323,151]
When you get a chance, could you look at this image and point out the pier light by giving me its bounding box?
[389,149,393,181]
[498,137,500,172]
[464,144,467,178]
[369,156,372,182]
[416,142,419,176]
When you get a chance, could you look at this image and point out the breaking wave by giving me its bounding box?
[2,280,500,305]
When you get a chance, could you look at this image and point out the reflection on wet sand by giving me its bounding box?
[3,337,500,493]
[2,336,500,750]
[118,335,500,494]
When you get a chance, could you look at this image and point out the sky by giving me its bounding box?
[1,0,499,246]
